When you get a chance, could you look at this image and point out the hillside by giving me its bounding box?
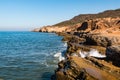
[54,8,120,26]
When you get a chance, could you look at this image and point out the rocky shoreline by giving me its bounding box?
[33,9,120,80]
[50,31,120,80]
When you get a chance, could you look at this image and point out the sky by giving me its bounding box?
[0,0,120,31]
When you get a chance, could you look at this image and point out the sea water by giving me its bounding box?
[0,31,67,80]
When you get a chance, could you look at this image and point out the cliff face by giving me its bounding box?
[34,17,120,34]
[77,17,120,33]
[39,26,69,32]
[36,17,120,47]
[34,8,120,33]
[33,9,120,80]
[33,23,81,33]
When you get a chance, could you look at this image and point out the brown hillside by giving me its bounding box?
[54,9,120,26]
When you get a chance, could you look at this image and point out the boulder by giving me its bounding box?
[83,34,120,47]
[106,45,120,66]
[54,58,96,80]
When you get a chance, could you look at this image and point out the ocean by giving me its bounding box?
[0,31,67,80]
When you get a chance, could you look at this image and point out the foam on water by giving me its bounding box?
[79,49,106,58]
[53,52,65,61]
[89,49,106,57]
[63,42,67,47]
[79,51,89,58]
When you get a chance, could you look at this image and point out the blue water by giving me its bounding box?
[0,32,66,80]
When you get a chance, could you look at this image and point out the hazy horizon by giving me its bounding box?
[0,0,120,31]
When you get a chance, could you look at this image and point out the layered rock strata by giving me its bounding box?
[52,32,120,80]
[53,56,120,80]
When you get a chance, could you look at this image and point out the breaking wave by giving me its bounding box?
[53,42,67,61]
[53,52,65,61]
[79,49,106,58]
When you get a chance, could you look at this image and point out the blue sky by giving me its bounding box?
[0,0,120,31]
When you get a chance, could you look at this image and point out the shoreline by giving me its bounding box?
[34,25,120,80]
[50,32,120,80]
[33,21,120,79]
[33,9,120,80]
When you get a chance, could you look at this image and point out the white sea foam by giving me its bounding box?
[45,61,48,67]
[79,49,106,58]
[63,42,67,47]
[53,52,65,61]
[71,53,78,57]
[79,51,89,58]
[89,49,106,57]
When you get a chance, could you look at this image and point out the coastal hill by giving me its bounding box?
[33,9,120,80]
[54,8,120,26]
[33,8,120,33]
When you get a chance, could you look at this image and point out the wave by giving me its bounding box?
[63,42,67,47]
[79,49,106,58]
[53,52,65,61]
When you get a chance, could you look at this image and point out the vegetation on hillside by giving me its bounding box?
[54,9,120,26]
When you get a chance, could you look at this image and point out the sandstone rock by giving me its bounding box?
[77,17,120,34]
[54,56,119,80]
[54,58,97,80]
[84,34,120,47]
[38,24,80,33]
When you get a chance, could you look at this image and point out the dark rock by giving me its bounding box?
[106,45,120,66]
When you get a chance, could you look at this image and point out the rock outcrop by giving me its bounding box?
[53,17,120,79]
[53,56,120,80]
[106,45,120,66]
[34,23,81,33]
[83,33,120,47]
[77,17,120,34]
[34,17,120,33]
[33,9,120,80]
